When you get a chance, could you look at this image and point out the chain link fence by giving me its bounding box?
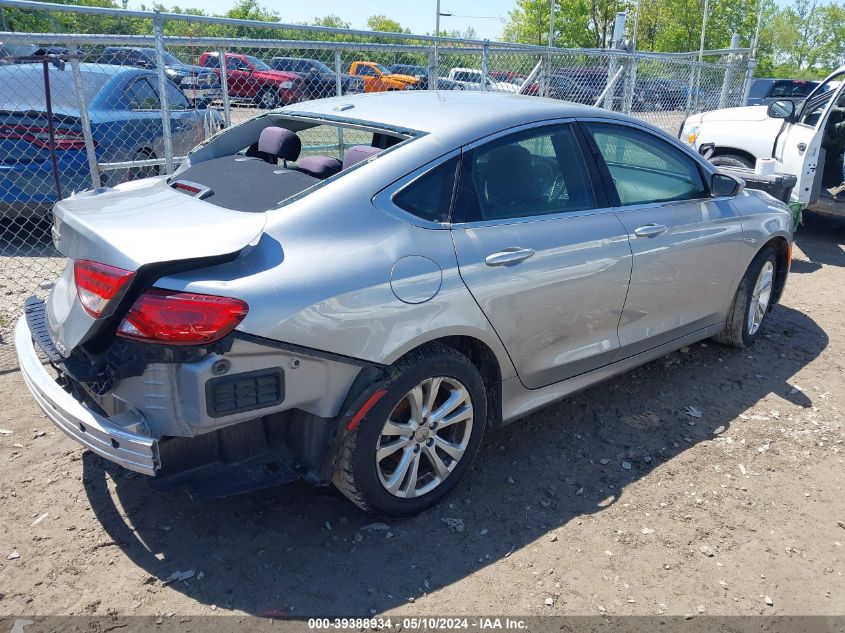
[0,0,752,371]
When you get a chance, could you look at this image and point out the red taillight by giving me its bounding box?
[0,125,88,150]
[74,260,135,318]
[117,288,248,345]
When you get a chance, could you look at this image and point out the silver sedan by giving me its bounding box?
[17,91,793,516]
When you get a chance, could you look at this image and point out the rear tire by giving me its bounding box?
[710,153,754,169]
[332,343,487,517]
[714,247,777,347]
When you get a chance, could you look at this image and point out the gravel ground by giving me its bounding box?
[1,205,843,621]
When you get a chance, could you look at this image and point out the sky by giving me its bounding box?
[129,0,517,40]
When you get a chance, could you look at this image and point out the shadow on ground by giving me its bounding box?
[793,210,845,272]
[81,301,826,617]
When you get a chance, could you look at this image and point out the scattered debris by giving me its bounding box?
[550,533,558,542]
[641,527,655,535]
[7,551,20,560]
[360,522,390,532]
[738,464,747,475]
[683,406,703,418]
[479,528,488,536]
[699,545,715,557]
[441,517,465,533]
[0,429,12,435]
[544,597,554,606]
[765,596,774,606]
[599,458,610,465]
[164,569,195,584]
[621,461,632,470]
[30,512,48,527]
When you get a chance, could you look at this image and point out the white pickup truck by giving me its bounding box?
[680,66,845,214]
[447,67,520,93]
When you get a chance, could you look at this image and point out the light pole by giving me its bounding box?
[548,0,556,47]
[434,0,452,79]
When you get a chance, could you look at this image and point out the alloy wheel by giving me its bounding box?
[747,260,774,335]
[375,377,474,498]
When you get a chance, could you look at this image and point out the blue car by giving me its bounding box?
[0,63,215,218]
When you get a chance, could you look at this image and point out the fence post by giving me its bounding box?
[152,11,174,174]
[428,48,438,90]
[481,39,489,92]
[217,47,230,128]
[69,53,101,189]
[334,49,345,156]
[623,54,638,114]
[685,59,696,117]
[741,57,756,106]
[718,33,740,109]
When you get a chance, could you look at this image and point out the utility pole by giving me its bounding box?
[548,0,556,47]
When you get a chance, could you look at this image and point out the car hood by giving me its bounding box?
[386,73,419,84]
[698,105,772,123]
[167,62,213,77]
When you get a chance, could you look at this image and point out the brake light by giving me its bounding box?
[117,288,248,345]
[0,125,88,150]
[74,260,135,318]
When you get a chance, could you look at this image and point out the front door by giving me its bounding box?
[583,121,743,357]
[776,69,845,204]
[450,122,632,389]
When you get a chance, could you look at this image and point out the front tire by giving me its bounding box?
[714,247,777,347]
[710,153,754,169]
[256,86,280,109]
[333,344,487,517]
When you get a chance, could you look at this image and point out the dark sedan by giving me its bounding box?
[268,57,364,99]
[97,47,220,104]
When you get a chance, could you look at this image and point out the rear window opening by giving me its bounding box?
[171,114,413,212]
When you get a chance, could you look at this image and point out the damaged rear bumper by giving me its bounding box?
[16,316,160,475]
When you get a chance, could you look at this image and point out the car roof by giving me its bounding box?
[283,91,636,145]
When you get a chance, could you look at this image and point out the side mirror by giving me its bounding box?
[767,99,795,119]
[711,172,744,197]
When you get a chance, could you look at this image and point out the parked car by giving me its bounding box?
[554,67,659,111]
[746,78,820,106]
[0,63,216,218]
[98,47,220,105]
[387,64,463,91]
[199,52,304,108]
[680,65,845,215]
[489,70,528,86]
[268,57,364,99]
[17,91,793,516]
[348,61,420,92]
[447,67,519,92]
[0,42,38,63]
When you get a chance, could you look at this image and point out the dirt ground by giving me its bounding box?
[0,211,843,619]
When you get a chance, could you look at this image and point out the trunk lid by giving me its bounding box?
[47,179,265,355]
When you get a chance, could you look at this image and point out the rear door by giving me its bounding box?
[225,56,254,98]
[582,121,743,357]
[451,121,632,389]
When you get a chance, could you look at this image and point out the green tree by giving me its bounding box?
[366,14,408,33]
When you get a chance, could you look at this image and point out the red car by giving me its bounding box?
[198,52,304,108]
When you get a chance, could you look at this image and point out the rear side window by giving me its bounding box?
[585,123,706,206]
[126,78,160,110]
[457,124,596,222]
[393,156,459,223]
[203,55,220,68]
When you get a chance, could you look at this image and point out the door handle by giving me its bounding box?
[633,224,668,238]
[485,247,536,266]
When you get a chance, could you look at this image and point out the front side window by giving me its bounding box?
[458,124,596,222]
[226,57,250,71]
[585,123,706,206]
[393,155,459,223]
[356,65,377,77]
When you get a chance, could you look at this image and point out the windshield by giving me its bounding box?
[308,60,332,73]
[245,55,271,71]
[159,51,182,67]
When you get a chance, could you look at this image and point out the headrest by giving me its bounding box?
[342,145,381,170]
[297,155,342,179]
[258,126,301,162]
